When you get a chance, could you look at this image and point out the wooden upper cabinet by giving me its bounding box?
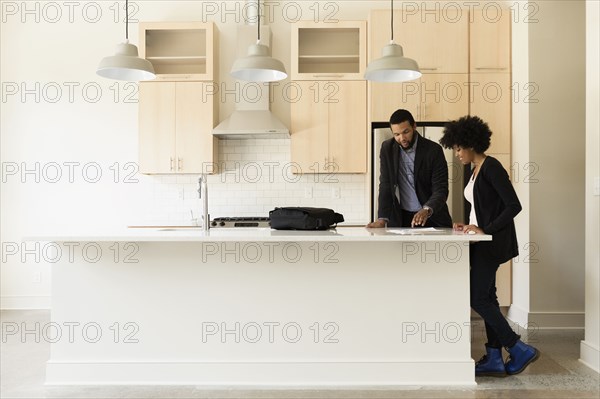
[291,81,367,173]
[139,83,177,174]
[469,73,511,153]
[139,22,217,81]
[470,8,511,73]
[370,74,468,123]
[291,20,367,80]
[369,9,468,74]
[139,82,216,174]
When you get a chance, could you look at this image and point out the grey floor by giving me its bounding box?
[1,310,598,399]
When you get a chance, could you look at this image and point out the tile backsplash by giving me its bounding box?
[135,139,368,225]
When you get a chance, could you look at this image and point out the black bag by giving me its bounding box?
[269,207,344,230]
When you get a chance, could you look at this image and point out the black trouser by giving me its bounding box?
[470,243,519,348]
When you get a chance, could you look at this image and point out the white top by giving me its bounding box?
[25,227,491,243]
[464,173,479,227]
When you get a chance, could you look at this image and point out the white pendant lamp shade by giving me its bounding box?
[97,41,156,81]
[230,42,287,82]
[364,43,421,82]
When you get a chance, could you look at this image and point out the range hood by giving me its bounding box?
[212,109,289,139]
[213,23,289,139]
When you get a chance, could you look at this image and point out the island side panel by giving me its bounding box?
[47,240,474,385]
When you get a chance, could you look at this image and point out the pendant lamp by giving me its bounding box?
[96,0,155,81]
[364,0,421,82]
[230,0,287,82]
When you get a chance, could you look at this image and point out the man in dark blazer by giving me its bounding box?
[367,109,452,228]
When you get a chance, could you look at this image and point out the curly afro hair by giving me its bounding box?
[439,115,492,153]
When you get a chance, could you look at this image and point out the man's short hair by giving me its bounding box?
[389,109,416,126]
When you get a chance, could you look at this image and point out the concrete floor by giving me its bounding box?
[1,310,598,399]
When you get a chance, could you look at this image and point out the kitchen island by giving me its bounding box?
[33,227,490,386]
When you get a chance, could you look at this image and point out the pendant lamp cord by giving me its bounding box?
[390,0,394,42]
[257,0,261,42]
[125,0,129,40]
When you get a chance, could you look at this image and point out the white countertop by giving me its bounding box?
[26,227,492,242]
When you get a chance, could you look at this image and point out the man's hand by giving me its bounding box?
[411,209,431,227]
[366,219,387,228]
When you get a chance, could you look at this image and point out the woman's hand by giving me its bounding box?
[453,223,484,234]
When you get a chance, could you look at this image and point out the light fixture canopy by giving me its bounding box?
[230,0,287,82]
[364,0,421,82]
[96,0,155,81]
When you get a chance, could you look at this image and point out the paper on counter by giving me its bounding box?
[388,227,445,235]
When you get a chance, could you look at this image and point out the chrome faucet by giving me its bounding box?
[198,174,209,231]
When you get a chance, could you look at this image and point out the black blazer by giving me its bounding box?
[377,133,452,227]
[467,156,522,264]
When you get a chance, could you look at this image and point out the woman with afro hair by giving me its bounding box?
[440,115,539,377]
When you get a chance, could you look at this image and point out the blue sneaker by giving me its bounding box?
[475,345,507,377]
[505,339,540,375]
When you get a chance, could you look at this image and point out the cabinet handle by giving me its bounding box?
[178,157,183,171]
[420,67,438,71]
[170,157,175,171]
[313,74,344,78]
[475,67,508,70]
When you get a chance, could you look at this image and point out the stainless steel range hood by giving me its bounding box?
[212,109,289,139]
[213,23,289,139]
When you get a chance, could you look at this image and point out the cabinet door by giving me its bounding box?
[140,22,216,81]
[139,82,176,174]
[175,82,216,174]
[398,8,468,73]
[290,81,329,173]
[469,73,511,153]
[328,81,367,173]
[419,74,469,122]
[370,9,468,74]
[470,8,511,73]
[371,80,421,122]
[291,21,367,80]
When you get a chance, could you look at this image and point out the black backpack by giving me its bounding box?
[269,207,344,230]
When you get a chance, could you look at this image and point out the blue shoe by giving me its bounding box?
[475,345,507,377]
[505,339,540,375]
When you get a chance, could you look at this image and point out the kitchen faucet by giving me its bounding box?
[198,174,209,231]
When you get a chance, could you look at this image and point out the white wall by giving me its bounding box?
[509,0,587,329]
[580,0,600,373]
[0,1,377,308]
[1,0,593,339]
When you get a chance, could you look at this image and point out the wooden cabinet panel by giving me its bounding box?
[291,20,367,80]
[139,22,216,81]
[369,9,468,74]
[469,73,511,153]
[371,74,467,123]
[175,82,216,174]
[291,81,329,172]
[371,80,420,122]
[328,81,367,173]
[470,8,511,73]
[291,81,367,173]
[139,82,176,174]
[139,82,215,174]
[419,74,468,121]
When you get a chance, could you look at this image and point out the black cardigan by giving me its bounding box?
[467,156,522,264]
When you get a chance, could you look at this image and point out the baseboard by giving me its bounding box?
[1,296,50,310]
[45,360,476,386]
[580,340,600,373]
[507,304,584,329]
